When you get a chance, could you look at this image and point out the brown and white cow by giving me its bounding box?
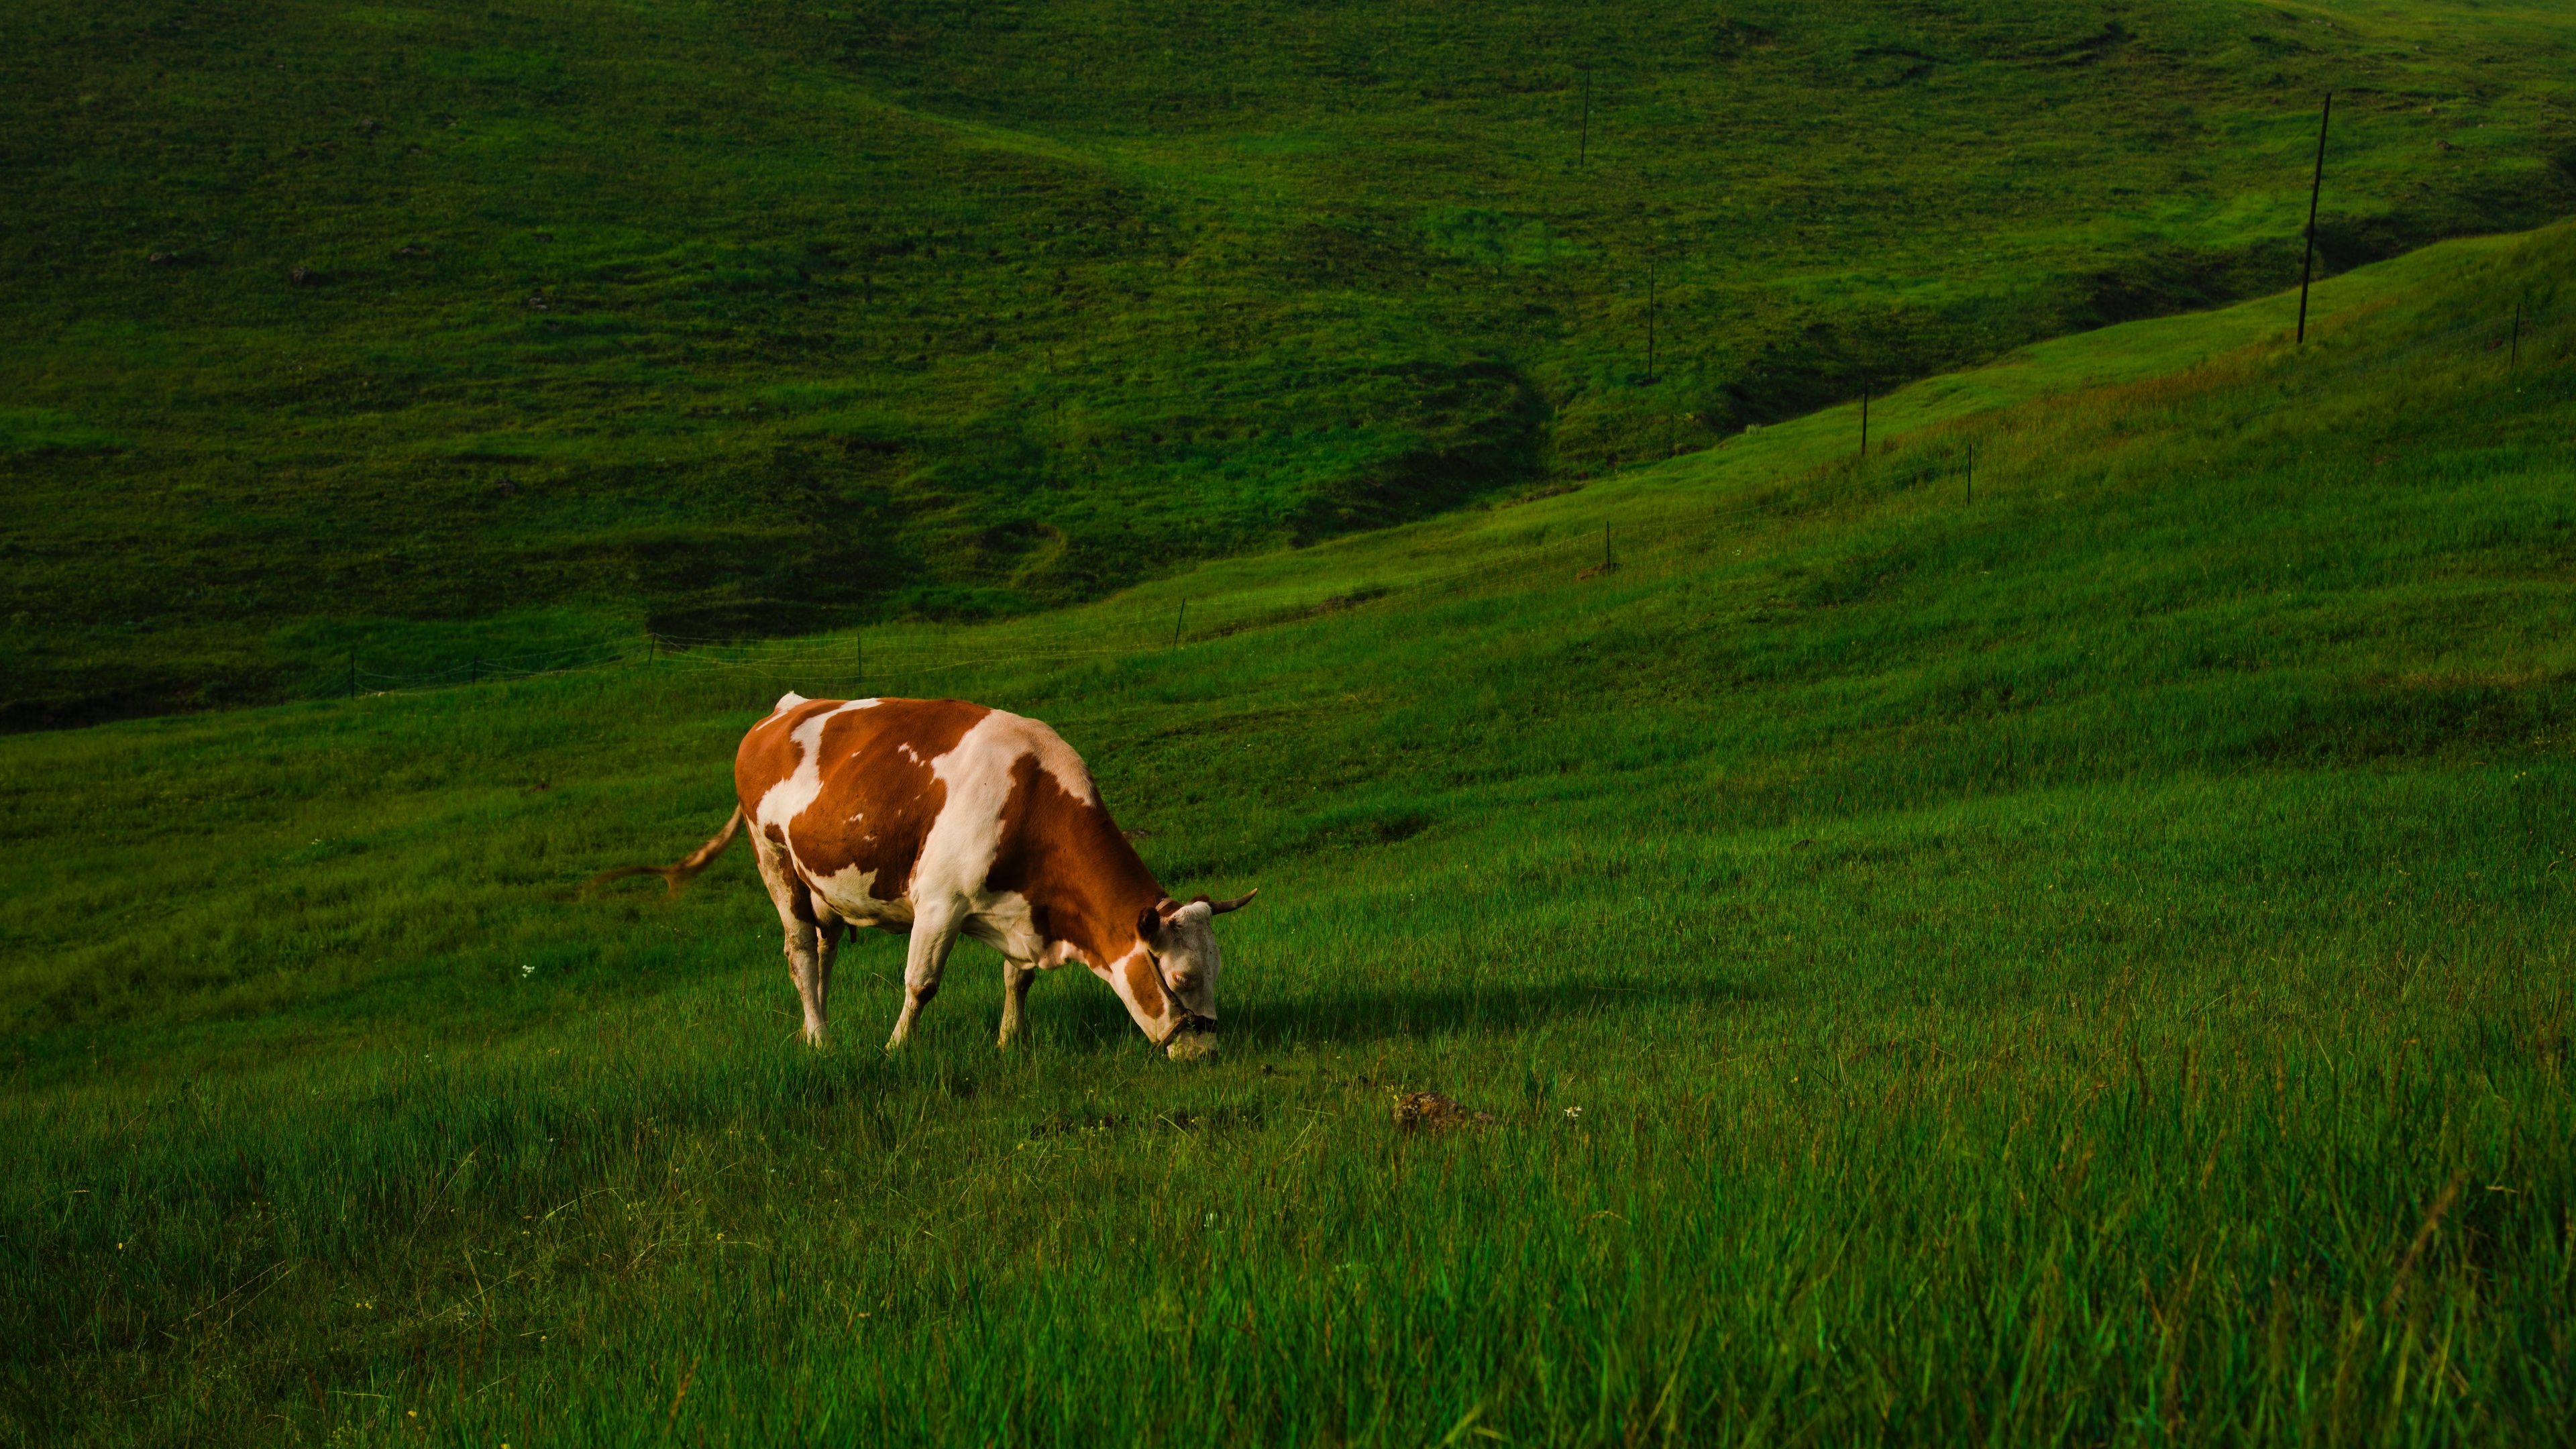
[590,694,1252,1059]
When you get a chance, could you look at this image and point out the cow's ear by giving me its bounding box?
[1137,905,1163,943]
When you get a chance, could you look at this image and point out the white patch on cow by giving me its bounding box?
[771,691,808,714]
[914,713,1092,893]
[962,888,1046,963]
[753,700,870,838]
[912,711,1032,908]
[812,861,910,926]
[1019,718,1101,806]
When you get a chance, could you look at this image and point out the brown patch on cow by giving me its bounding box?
[983,750,1167,971]
[1123,953,1171,1023]
[736,698,987,917]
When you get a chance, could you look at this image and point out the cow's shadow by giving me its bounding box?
[1014,972,1764,1051]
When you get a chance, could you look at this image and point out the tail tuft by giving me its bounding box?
[582,806,746,899]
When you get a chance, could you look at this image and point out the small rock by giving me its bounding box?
[356,117,382,134]
[148,252,173,265]
[394,244,425,257]
[1392,1091,1496,1132]
[290,265,315,286]
[493,476,518,498]
[526,294,549,310]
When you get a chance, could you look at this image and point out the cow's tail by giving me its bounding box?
[582,806,746,900]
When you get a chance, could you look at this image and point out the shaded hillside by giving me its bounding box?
[3,0,2573,724]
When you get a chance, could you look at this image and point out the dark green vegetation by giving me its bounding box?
[8,0,2576,724]
[5,219,2572,1444]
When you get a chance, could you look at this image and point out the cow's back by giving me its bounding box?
[737,696,996,916]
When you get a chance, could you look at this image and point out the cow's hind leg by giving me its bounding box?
[997,959,1038,1050]
[752,833,831,1046]
[886,898,963,1052]
[812,916,845,1036]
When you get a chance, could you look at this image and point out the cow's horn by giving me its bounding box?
[1208,889,1259,914]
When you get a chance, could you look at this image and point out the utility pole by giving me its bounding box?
[2296,91,2332,345]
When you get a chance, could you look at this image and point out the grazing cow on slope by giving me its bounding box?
[590,694,1253,1060]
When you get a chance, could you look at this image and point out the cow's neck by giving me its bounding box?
[1049,806,1167,969]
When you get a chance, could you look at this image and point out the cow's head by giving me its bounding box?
[1135,890,1256,1061]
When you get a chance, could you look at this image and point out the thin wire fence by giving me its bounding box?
[320,298,2566,705]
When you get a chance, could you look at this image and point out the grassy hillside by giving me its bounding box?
[3,220,2570,1444]
[6,0,2575,725]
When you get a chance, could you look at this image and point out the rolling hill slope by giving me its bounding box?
[5,0,2575,725]
[1,220,2569,1444]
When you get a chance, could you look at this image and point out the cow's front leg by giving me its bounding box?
[997,960,1037,1049]
[887,900,963,1052]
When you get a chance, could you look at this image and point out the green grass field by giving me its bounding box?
[4,210,2570,1443]
[7,0,2576,725]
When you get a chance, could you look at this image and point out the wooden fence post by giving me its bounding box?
[1578,68,1592,164]
[1645,260,1657,384]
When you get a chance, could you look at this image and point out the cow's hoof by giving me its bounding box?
[1166,1030,1218,1063]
